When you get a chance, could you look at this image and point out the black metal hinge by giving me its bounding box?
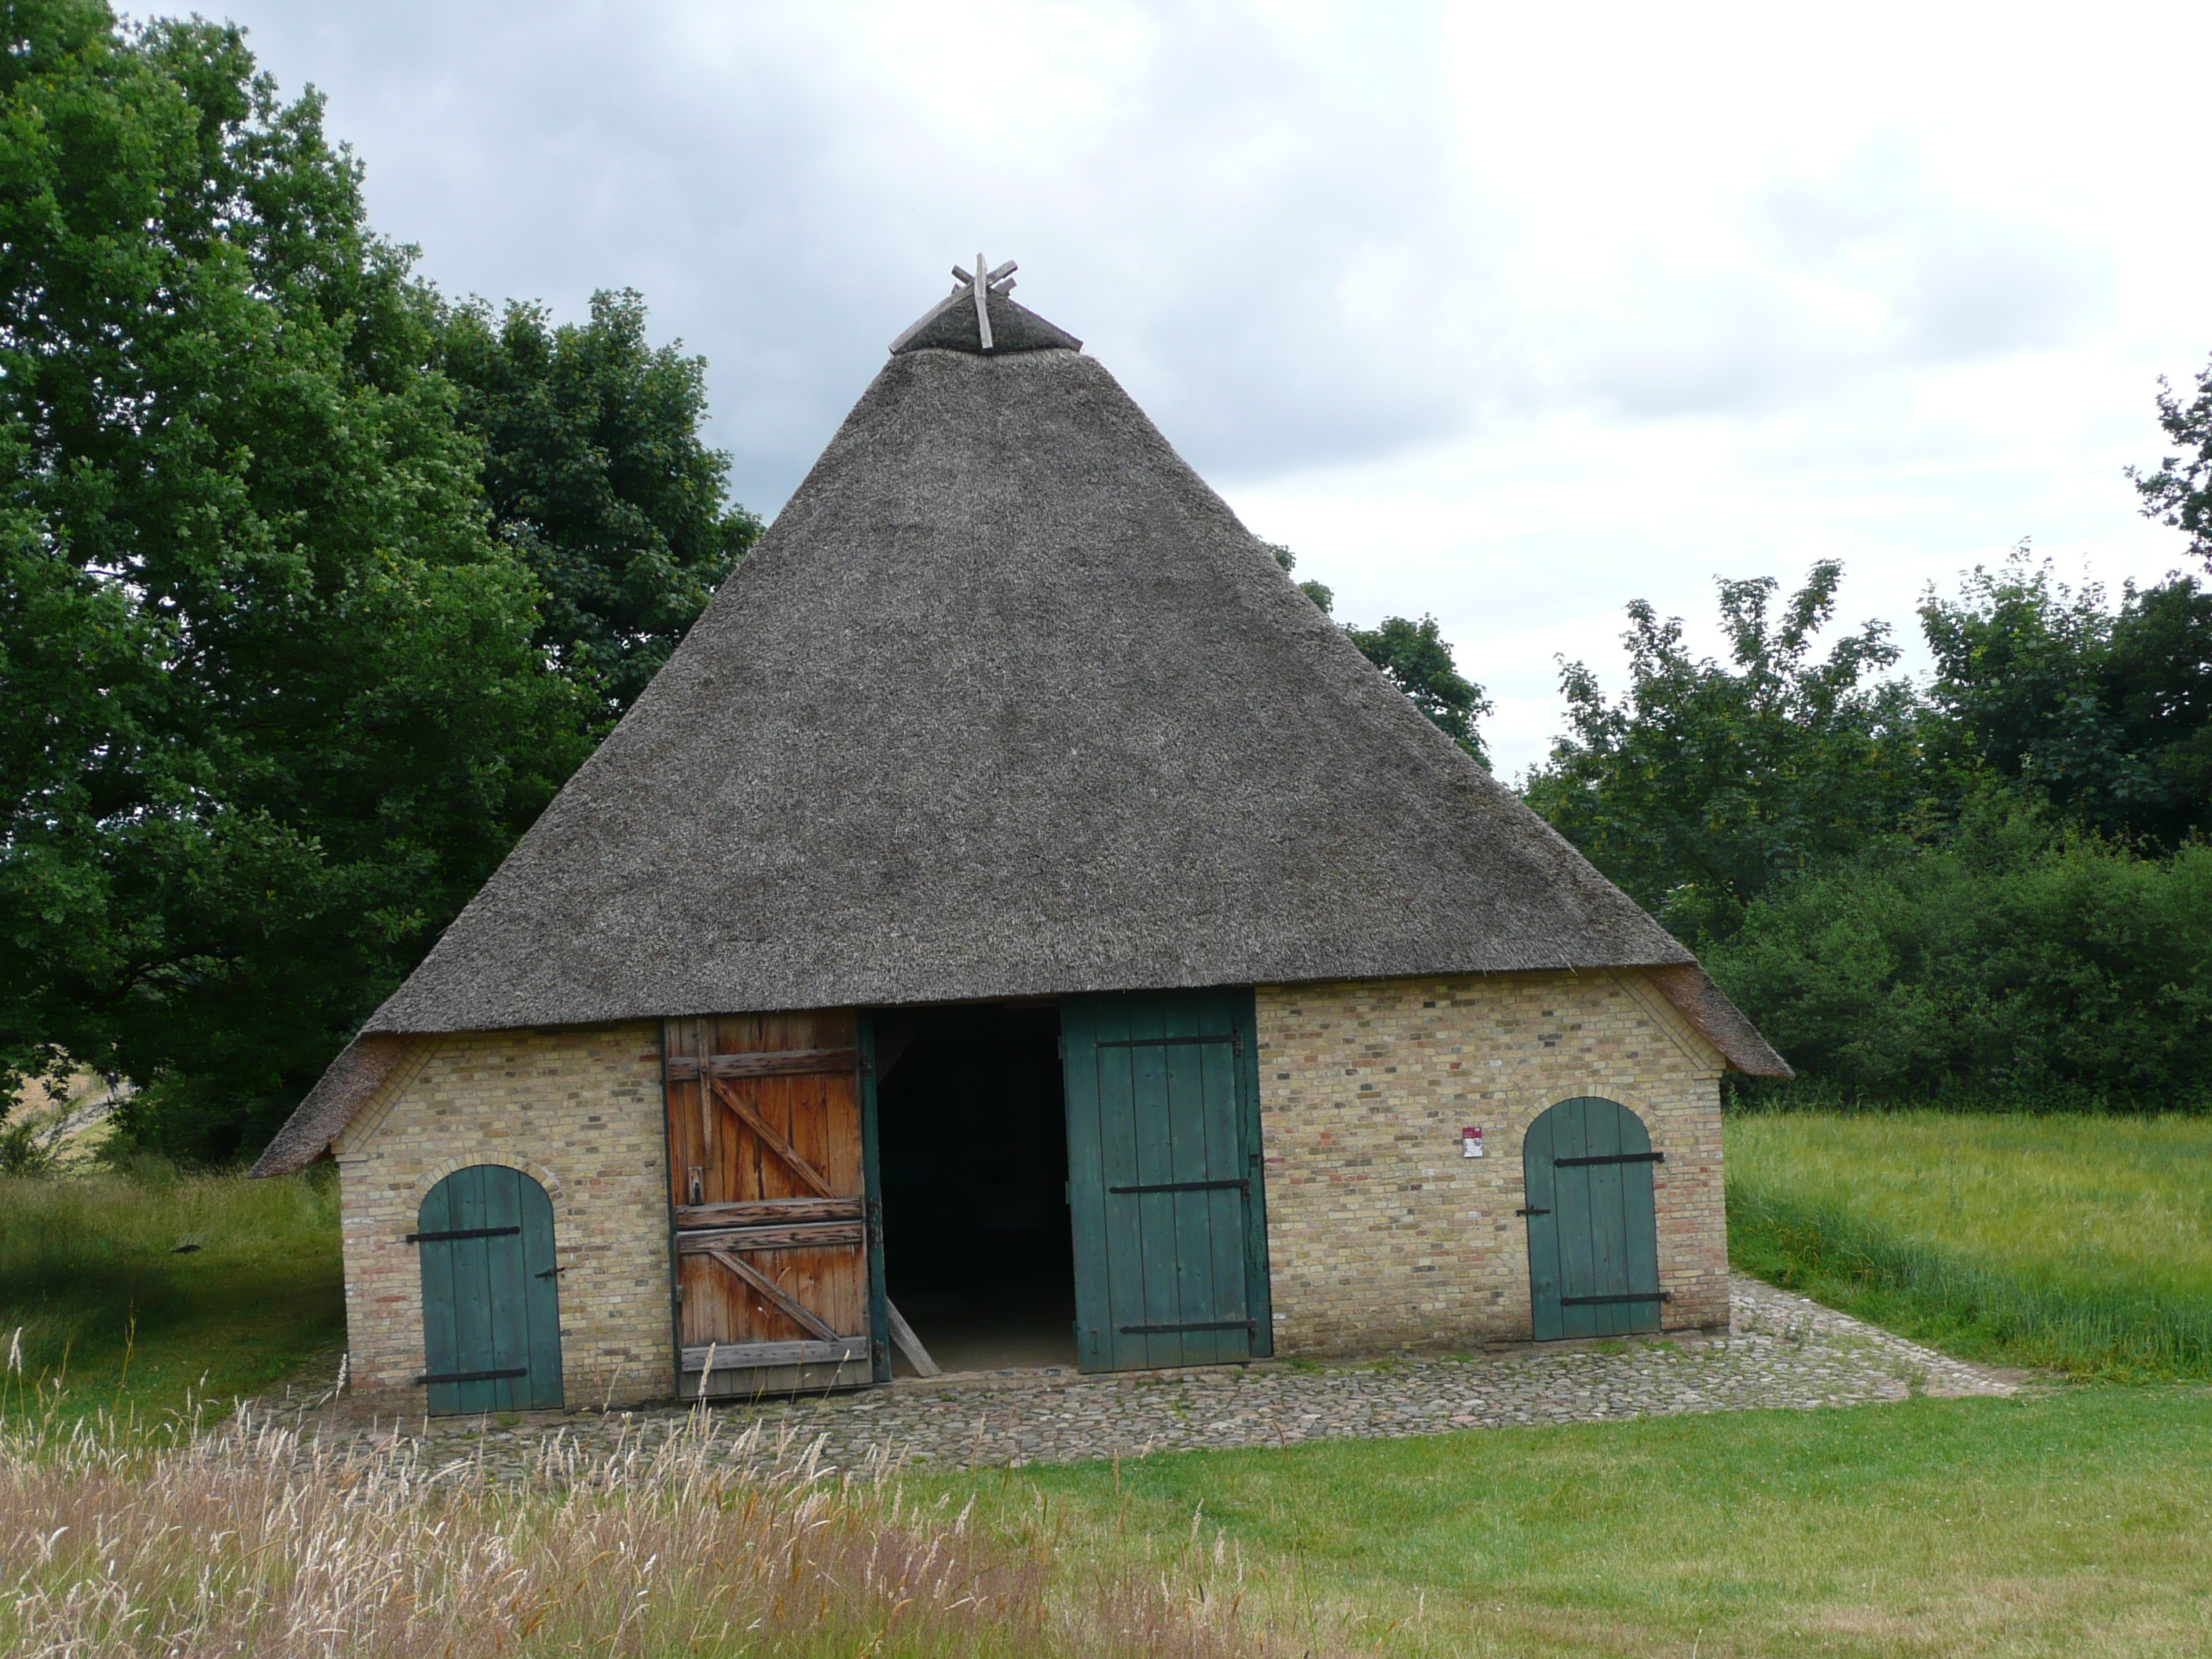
[1558,1291,1673,1307]
[1554,1152,1666,1168]
[405,1225,522,1243]
[1095,1034,1239,1050]
[535,1265,568,1279]
[1119,1319,1258,1335]
[1515,1207,1551,1217]
[414,1367,528,1386]
[1109,1177,1250,1196]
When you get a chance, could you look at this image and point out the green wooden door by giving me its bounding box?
[1062,989,1273,1372]
[1522,1097,1664,1340]
[414,1164,564,1414]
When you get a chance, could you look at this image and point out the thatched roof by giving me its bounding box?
[251,273,1786,1175]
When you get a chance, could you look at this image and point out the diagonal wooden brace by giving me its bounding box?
[708,1075,835,1198]
[703,1247,842,1344]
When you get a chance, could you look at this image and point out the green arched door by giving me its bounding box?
[412,1165,564,1414]
[1522,1097,1664,1340]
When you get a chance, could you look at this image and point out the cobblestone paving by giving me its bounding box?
[265,1276,2021,1478]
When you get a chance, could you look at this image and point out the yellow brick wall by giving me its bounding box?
[1254,969,1728,1353]
[331,1024,673,1408]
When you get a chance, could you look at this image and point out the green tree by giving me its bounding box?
[1707,801,2212,1108]
[1521,562,1925,943]
[0,1,592,1159]
[438,291,761,719]
[1267,544,1491,764]
[1921,554,2212,848]
[2130,353,2212,567]
[1265,541,1337,615]
[1343,614,1492,767]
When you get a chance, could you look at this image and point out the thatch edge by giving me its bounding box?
[247,1034,412,1177]
[1643,963,1793,1078]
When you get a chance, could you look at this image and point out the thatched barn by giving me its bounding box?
[253,260,1788,1414]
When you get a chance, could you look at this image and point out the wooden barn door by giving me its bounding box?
[1061,989,1273,1373]
[1522,1097,1665,1340]
[412,1164,564,1415]
[662,1011,881,1396]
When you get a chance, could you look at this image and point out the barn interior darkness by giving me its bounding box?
[875,1003,1075,1372]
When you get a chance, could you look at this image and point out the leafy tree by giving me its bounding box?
[1267,544,1491,764]
[1921,554,2212,848]
[1265,541,1337,615]
[1343,615,1492,767]
[1,1,593,1159]
[438,291,761,719]
[1708,800,2212,1108]
[2130,353,2212,566]
[1521,562,1925,943]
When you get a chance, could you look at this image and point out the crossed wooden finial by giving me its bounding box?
[954,255,1018,351]
[887,255,1023,354]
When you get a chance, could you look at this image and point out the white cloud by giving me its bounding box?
[224,0,2212,771]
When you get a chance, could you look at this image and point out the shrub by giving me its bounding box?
[1709,804,2212,1109]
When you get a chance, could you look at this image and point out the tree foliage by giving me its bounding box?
[1707,802,2212,1108]
[1520,562,1924,943]
[438,291,760,720]
[1267,543,1491,765]
[1921,556,2212,848]
[0,1,595,1158]
[2131,353,2212,567]
[1343,614,1493,767]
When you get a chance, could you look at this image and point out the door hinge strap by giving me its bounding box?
[1118,1319,1258,1335]
[1108,1177,1250,1196]
[1558,1291,1672,1306]
[414,1368,528,1385]
[1553,1152,1666,1167]
[1093,1034,1238,1049]
[1515,1207,1551,1217]
[405,1225,522,1243]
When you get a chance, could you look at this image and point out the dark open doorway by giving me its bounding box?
[873,1002,1075,1374]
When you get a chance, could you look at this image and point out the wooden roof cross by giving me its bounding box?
[961,255,1016,350]
[888,254,1020,353]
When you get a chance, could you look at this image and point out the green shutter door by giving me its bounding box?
[415,1164,565,1414]
[1522,1097,1664,1340]
[1062,989,1273,1372]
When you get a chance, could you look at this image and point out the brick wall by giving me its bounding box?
[330,1023,673,1408]
[1254,969,1728,1354]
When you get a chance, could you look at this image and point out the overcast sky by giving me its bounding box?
[222,0,2212,774]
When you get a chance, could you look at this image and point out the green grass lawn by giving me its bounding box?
[930,1387,2212,1658]
[1726,1111,2212,1379]
[9,1114,2212,1654]
[0,1168,342,1424]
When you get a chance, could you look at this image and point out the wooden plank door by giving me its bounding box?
[1062,989,1273,1372]
[662,1010,881,1397]
[413,1164,564,1415]
[1522,1096,1664,1340]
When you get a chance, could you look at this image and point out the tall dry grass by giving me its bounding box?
[0,1402,1291,1658]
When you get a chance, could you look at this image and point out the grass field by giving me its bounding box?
[926,1386,2212,1658]
[1725,1111,2212,1379]
[0,1168,342,1423]
[8,1118,2212,1654]
[3,1410,1269,1659]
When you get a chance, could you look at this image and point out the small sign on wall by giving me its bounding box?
[1461,1126,1485,1158]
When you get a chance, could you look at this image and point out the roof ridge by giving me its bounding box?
[889,254,1082,356]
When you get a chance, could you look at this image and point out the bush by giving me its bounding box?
[1708,804,2212,1109]
[0,1119,55,1177]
